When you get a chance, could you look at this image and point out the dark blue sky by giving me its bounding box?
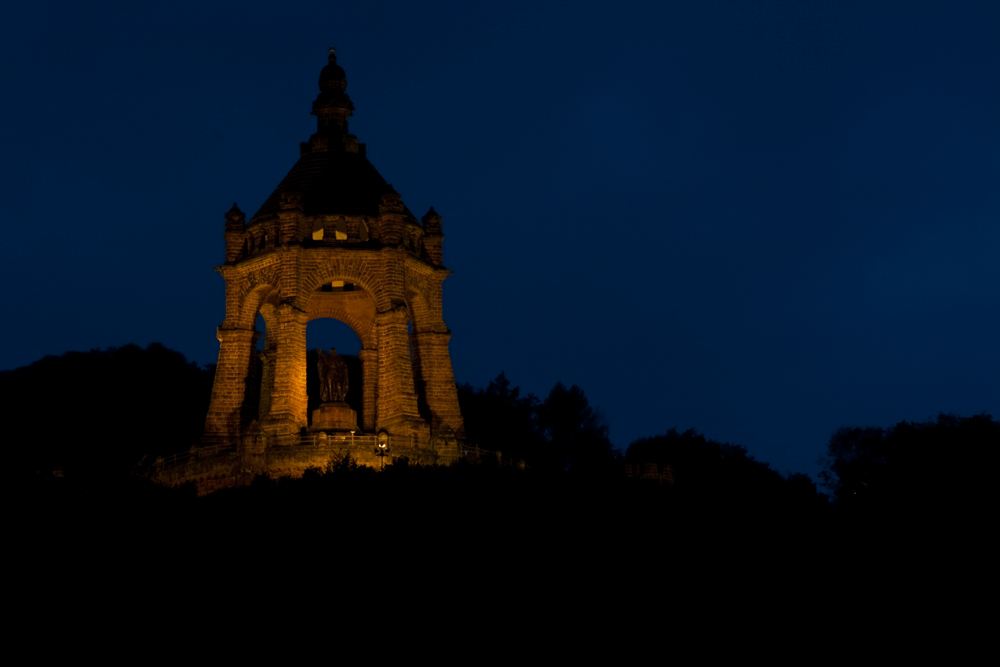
[2,1,997,478]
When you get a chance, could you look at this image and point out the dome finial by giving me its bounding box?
[310,47,354,148]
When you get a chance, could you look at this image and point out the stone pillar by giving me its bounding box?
[203,327,257,445]
[374,307,422,432]
[262,303,308,442]
[258,347,275,422]
[411,331,465,439]
[358,347,378,432]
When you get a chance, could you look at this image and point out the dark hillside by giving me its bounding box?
[2,343,214,478]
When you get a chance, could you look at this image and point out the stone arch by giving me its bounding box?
[404,285,431,334]
[303,283,381,434]
[304,289,377,350]
[404,270,445,335]
[299,257,391,313]
[236,282,281,330]
[257,301,279,346]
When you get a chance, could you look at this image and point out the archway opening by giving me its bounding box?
[306,318,364,428]
[237,311,271,428]
[255,313,266,351]
[407,318,431,423]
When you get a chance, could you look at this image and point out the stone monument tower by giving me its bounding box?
[200,49,464,472]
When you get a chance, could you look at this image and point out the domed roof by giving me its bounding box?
[249,50,411,223]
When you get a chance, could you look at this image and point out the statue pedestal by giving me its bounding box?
[309,402,359,433]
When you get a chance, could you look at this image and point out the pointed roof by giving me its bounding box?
[250,50,410,223]
[251,150,400,221]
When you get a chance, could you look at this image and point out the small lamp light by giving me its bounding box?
[375,430,390,471]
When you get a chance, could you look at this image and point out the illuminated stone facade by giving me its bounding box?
[162,51,464,491]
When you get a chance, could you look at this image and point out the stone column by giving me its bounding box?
[262,303,308,442]
[258,347,274,422]
[374,307,422,432]
[411,331,465,439]
[203,327,257,445]
[358,347,378,432]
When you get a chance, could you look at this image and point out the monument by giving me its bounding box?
[154,49,465,493]
[310,347,358,432]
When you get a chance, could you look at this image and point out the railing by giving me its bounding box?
[624,463,674,484]
[298,433,378,449]
[462,445,524,469]
[150,434,523,472]
[151,434,378,472]
[155,442,236,469]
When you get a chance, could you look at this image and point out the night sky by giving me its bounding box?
[2,1,997,479]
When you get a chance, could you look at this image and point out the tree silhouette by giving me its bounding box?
[537,382,616,475]
[2,343,214,479]
[820,413,999,514]
[624,428,826,518]
[457,372,543,466]
[458,374,617,474]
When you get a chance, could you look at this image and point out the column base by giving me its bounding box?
[261,416,303,445]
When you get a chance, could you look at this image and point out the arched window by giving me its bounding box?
[334,216,348,241]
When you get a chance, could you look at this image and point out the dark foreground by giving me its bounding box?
[16,459,982,602]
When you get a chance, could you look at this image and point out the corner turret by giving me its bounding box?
[421,206,444,266]
[223,203,245,264]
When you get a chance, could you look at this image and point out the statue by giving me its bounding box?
[317,347,349,403]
